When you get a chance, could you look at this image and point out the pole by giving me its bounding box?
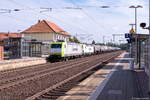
[135,8,137,33]
[139,39,141,69]
[113,34,115,43]
[149,0,150,34]
[103,36,105,44]
[129,43,132,57]
[134,7,138,65]
[148,0,150,94]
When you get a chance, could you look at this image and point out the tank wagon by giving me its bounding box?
[82,44,94,56]
[47,42,120,62]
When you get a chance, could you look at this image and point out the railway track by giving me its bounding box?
[0,53,107,83]
[0,51,122,100]
[0,53,111,88]
[0,53,105,78]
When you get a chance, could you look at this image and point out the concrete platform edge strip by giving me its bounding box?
[88,53,124,100]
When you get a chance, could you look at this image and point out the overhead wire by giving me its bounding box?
[45,1,96,40]
[70,0,109,42]
[2,0,143,42]
[70,0,146,43]
[37,0,96,43]
[5,0,92,35]
[71,0,111,32]
[37,0,92,35]
[2,0,39,23]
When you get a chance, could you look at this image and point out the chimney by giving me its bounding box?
[7,32,10,37]
[38,20,41,23]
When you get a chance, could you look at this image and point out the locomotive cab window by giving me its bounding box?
[51,44,62,48]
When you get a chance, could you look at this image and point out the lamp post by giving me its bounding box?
[129,5,143,33]
[129,5,143,65]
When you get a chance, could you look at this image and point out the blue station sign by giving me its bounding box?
[125,33,132,38]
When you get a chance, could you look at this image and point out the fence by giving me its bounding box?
[142,38,150,76]
[0,46,4,60]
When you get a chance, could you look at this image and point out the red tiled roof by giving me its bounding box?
[22,20,69,36]
[0,33,21,40]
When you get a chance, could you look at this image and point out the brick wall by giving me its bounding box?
[0,46,4,60]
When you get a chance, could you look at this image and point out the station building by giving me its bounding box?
[21,20,71,57]
[21,20,70,42]
[0,20,72,60]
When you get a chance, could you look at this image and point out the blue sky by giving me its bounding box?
[0,0,149,43]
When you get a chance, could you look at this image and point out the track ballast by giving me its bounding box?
[0,51,122,100]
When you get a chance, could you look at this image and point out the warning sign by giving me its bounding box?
[129,28,135,34]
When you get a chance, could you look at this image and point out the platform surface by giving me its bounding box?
[57,52,149,100]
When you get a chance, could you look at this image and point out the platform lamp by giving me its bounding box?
[129,5,143,66]
[129,5,143,33]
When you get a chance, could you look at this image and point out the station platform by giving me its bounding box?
[57,52,150,100]
[0,57,46,71]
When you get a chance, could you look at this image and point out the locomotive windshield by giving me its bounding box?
[51,44,62,48]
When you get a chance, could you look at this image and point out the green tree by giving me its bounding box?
[69,36,80,43]
[69,37,74,42]
[73,36,80,43]
[92,40,96,44]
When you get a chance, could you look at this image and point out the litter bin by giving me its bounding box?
[129,58,134,70]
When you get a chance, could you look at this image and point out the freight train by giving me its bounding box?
[46,42,120,62]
